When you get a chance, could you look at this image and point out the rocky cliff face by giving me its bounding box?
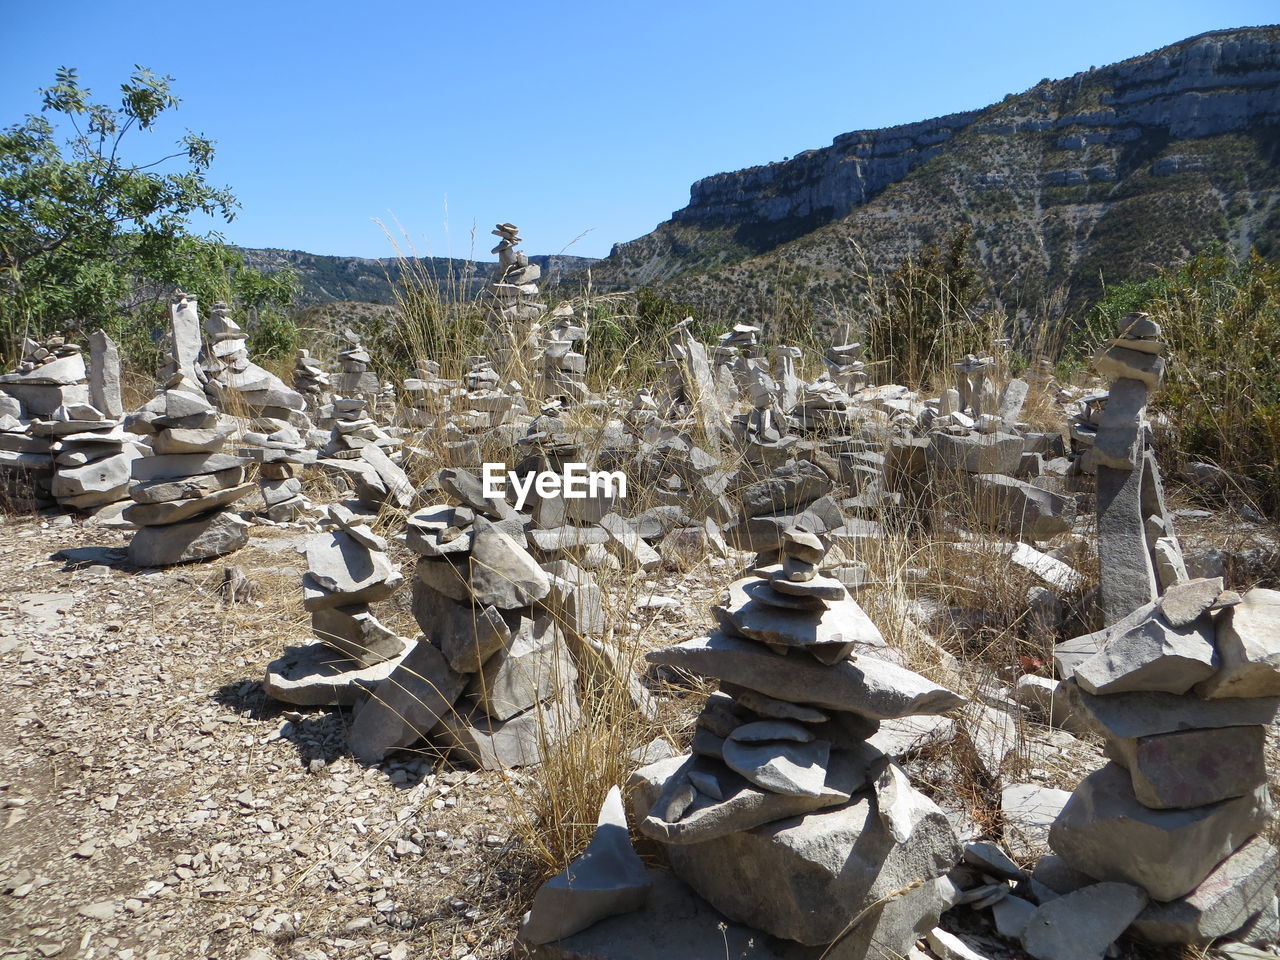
[592,26,1280,321]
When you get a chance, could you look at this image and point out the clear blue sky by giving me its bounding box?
[3,1,1275,261]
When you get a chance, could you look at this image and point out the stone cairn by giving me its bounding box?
[291,349,331,420]
[630,526,968,956]
[200,301,312,432]
[398,363,446,428]
[1041,313,1280,946]
[824,340,868,393]
[317,397,411,511]
[539,304,589,404]
[457,355,524,431]
[953,353,997,419]
[489,222,543,379]
[333,331,380,401]
[348,492,579,770]
[1,331,146,514]
[239,423,314,522]
[123,372,252,567]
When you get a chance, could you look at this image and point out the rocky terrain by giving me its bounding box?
[4,232,1280,960]
[588,26,1280,322]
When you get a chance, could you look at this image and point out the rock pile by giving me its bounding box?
[629,527,967,956]
[332,331,380,399]
[318,397,411,510]
[264,504,409,705]
[290,349,331,416]
[1091,312,1184,625]
[124,375,253,566]
[348,495,579,769]
[201,301,312,431]
[824,340,868,393]
[239,423,315,522]
[489,222,543,377]
[1045,581,1280,945]
[539,304,589,404]
[398,363,447,428]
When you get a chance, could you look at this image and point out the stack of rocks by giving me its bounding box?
[790,379,856,433]
[724,460,840,555]
[398,363,448,428]
[735,368,793,467]
[489,222,543,377]
[459,355,522,430]
[0,334,90,419]
[291,349,331,418]
[770,345,803,413]
[264,505,410,705]
[41,401,145,513]
[953,354,997,417]
[350,501,579,769]
[539,304,589,404]
[318,397,412,510]
[1046,581,1280,946]
[201,301,312,431]
[632,527,967,957]
[239,424,314,522]
[1067,391,1107,474]
[717,323,760,359]
[824,341,867,393]
[333,333,380,399]
[123,376,253,566]
[1090,312,1183,625]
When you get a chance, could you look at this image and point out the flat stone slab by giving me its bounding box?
[1021,882,1148,960]
[1003,783,1072,862]
[127,510,249,567]
[1069,680,1280,739]
[264,643,406,706]
[715,577,883,663]
[122,482,255,527]
[722,734,831,797]
[130,451,243,483]
[1048,762,1270,901]
[646,632,966,719]
[1105,724,1267,809]
[1197,588,1280,698]
[518,786,651,945]
[1073,609,1217,696]
[348,640,466,764]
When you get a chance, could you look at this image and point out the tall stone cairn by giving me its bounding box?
[489,222,543,381]
[632,528,968,956]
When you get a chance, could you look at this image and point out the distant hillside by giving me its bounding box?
[237,247,599,305]
[587,26,1280,327]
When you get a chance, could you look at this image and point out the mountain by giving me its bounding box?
[588,26,1280,326]
[237,247,599,305]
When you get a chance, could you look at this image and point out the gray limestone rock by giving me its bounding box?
[1128,835,1280,945]
[1048,762,1270,901]
[1095,463,1157,627]
[130,452,243,484]
[1092,377,1147,471]
[971,473,1074,541]
[1196,588,1280,699]
[719,683,829,723]
[1073,610,1217,695]
[414,557,472,604]
[722,734,830,797]
[122,482,255,527]
[302,531,402,610]
[1003,783,1073,861]
[263,642,406,706]
[633,748,876,845]
[716,576,881,663]
[647,765,962,945]
[1157,576,1224,628]
[310,605,408,667]
[518,786,651,945]
[469,517,551,609]
[348,639,466,764]
[737,460,832,517]
[646,632,966,719]
[411,580,512,674]
[1021,882,1147,960]
[87,330,123,419]
[467,613,577,721]
[434,693,580,769]
[927,432,1024,475]
[1104,724,1267,810]
[128,466,246,504]
[598,513,661,572]
[127,510,250,566]
[1070,680,1280,739]
[964,840,1026,882]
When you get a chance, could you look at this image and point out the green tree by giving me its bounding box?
[0,65,238,359]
